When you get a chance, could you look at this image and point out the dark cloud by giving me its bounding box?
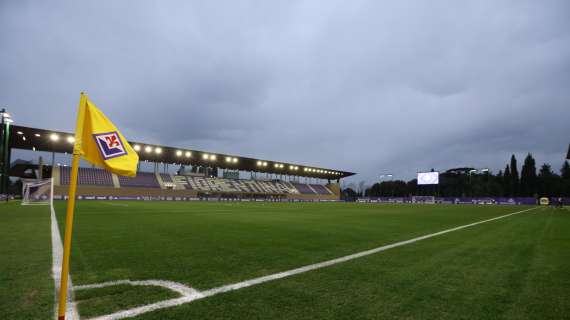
[2,0,569,184]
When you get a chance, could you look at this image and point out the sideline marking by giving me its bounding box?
[51,206,80,319]
[84,206,539,320]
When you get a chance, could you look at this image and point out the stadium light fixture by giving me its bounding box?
[16,131,23,135]
[185,151,191,158]
[226,156,232,163]
[67,136,75,144]
[263,162,268,167]
[202,153,209,160]
[155,147,162,154]
[176,150,182,157]
[232,157,238,163]
[257,161,262,166]
[22,136,26,141]
[210,154,217,161]
[145,146,152,153]
[133,145,141,152]
[35,133,41,137]
[50,133,59,141]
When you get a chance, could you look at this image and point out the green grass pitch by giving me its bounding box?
[1,201,569,319]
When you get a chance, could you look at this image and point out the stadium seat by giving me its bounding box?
[60,167,114,186]
[118,172,160,188]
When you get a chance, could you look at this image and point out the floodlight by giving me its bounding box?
[185,151,191,158]
[210,154,216,160]
[50,133,59,141]
[22,136,26,141]
[203,154,209,160]
[67,136,75,144]
[17,131,23,135]
[155,147,162,154]
[257,161,262,166]
[133,145,141,151]
[35,133,41,137]
[176,150,182,156]
[232,157,238,163]
[145,146,152,153]
[263,161,268,166]
[274,163,279,168]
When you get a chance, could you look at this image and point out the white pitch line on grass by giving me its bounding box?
[84,206,539,320]
[51,206,80,320]
[74,279,201,297]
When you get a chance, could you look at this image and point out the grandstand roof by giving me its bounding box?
[9,125,355,179]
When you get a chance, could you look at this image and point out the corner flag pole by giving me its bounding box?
[57,93,87,320]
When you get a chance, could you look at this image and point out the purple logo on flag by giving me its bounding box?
[93,131,128,160]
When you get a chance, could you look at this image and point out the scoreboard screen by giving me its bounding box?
[417,172,439,185]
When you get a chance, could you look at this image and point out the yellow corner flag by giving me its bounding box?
[57,93,139,320]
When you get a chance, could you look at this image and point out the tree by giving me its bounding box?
[503,165,512,196]
[560,161,570,197]
[561,161,570,180]
[341,188,358,201]
[510,155,519,196]
[520,153,537,197]
[537,163,558,197]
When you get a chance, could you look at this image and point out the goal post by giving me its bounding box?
[21,178,53,206]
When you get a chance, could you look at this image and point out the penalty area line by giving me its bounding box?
[87,206,539,320]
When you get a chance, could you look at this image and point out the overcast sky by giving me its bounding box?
[1,0,569,185]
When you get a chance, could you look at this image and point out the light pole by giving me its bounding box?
[0,108,13,197]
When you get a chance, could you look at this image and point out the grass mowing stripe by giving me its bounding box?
[0,202,53,319]
[139,208,569,320]
[56,202,526,289]
[88,206,538,320]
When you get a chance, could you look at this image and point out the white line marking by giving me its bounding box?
[74,280,201,297]
[85,206,539,320]
[51,205,80,319]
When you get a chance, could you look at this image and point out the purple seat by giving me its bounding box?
[118,172,160,188]
[310,184,331,195]
[160,173,173,183]
[292,183,316,194]
[60,167,113,186]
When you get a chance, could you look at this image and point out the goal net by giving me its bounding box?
[21,178,53,206]
[412,196,435,204]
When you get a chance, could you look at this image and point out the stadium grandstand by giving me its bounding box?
[3,125,355,200]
